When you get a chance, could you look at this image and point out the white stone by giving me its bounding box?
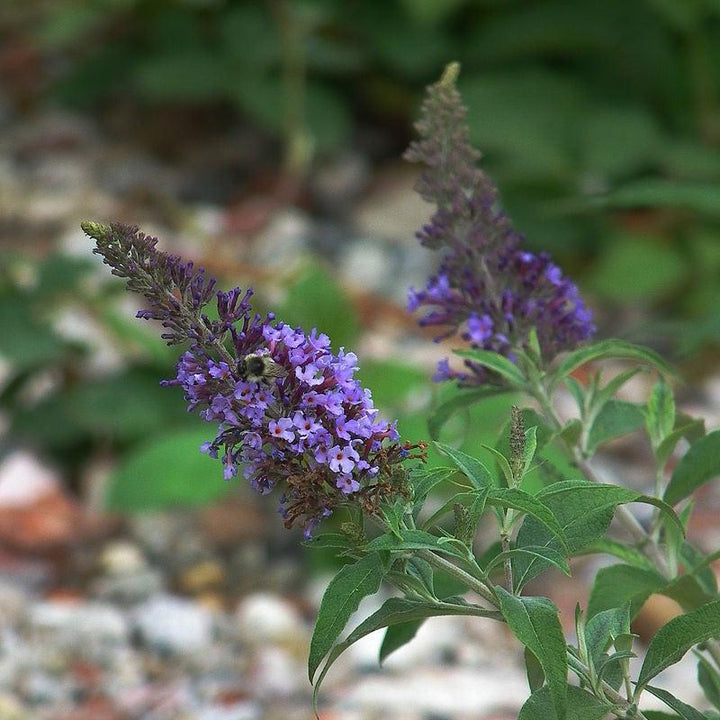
[0,452,58,507]
[338,665,527,716]
[134,594,213,654]
[195,703,260,720]
[248,646,305,699]
[29,600,129,645]
[100,541,148,576]
[340,239,394,294]
[235,592,303,644]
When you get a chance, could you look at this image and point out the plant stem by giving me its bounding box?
[530,378,671,578]
[500,527,514,593]
[418,550,498,607]
[567,653,649,720]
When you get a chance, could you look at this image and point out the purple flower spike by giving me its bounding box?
[84,222,426,535]
[404,65,595,385]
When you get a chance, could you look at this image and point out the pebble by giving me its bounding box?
[100,541,148,576]
[133,594,214,654]
[234,592,304,646]
[248,208,310,271]
[29,600,129,648]
[0,694,27,720]
[339,237,399,295]
[92,566,165,605]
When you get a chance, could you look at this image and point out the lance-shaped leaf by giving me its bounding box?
[553,339,676,386]
[487,546,570,592]
[586,400,645,452]
[308,553,388,682]
[697,654,720,711]
[496,588,568,720]
[454,348,527,387]
[411,466,456,507]
[584,606,631,667]
[435,442,493,489]
[588,564,666,618]
[638,600,720,688]
[312,597,500,712]
[366,529,467,560]
[518,685,608,720]
[487,487,569,552]
[514,481,682,589]
[646,378,676,450]
[643,685,707,720]
[379,620,423,664]
[664,430,720,507]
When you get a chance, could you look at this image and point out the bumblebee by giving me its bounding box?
[237,352,288,383]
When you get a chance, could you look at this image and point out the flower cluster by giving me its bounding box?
[405,64,595,385]
[85,222,419,536]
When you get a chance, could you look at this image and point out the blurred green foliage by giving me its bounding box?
[2,0,720,513]
[2,0,718,345]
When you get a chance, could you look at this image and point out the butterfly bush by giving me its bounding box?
[405,65,595,385]
[84,222,421,537]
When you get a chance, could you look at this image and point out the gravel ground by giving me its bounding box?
[2,101,720,720]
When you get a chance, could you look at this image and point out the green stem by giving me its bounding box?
[530,377,672,579]
[418,550,498,607]
[567,654,649,720]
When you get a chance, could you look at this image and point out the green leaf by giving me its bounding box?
[656,418,706,468]
[411,466,456,507]
[588,235,689,303]
[308,553,388,682]
[435,442,493,489]
[454,348,527,387]
[664,430,720,506]
[644,686,707,720]
[312,597,499,710]
[586,399,645,452]
[67,371,195,443]
[698,654,720,711]
[525,647,545,692]
[584,606,631,666]
[523,426,539,475]
[277,262,360,351]
[305,82,352,152]
[428,386,512,439]
[107,430,232,512]
[496,588,567,720]
[593,366,647,409]
[303,533,353,551]
[662,574,717,612]
[480,444,515,486]
[366,529,467,560]
[587,564,665,619]
[488,488,568,551]
[518,685,608,720]
[134,51,230,101]
[554,339,676,384]
[578,538,655,570]
[487,546,570,591]
[680,543,718,596]
[647,378,676,449]
[379,620,423,664]
[514,482,681,588]
[0,292,64,367]
[638,601,720,687]
[599,180,720,219]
